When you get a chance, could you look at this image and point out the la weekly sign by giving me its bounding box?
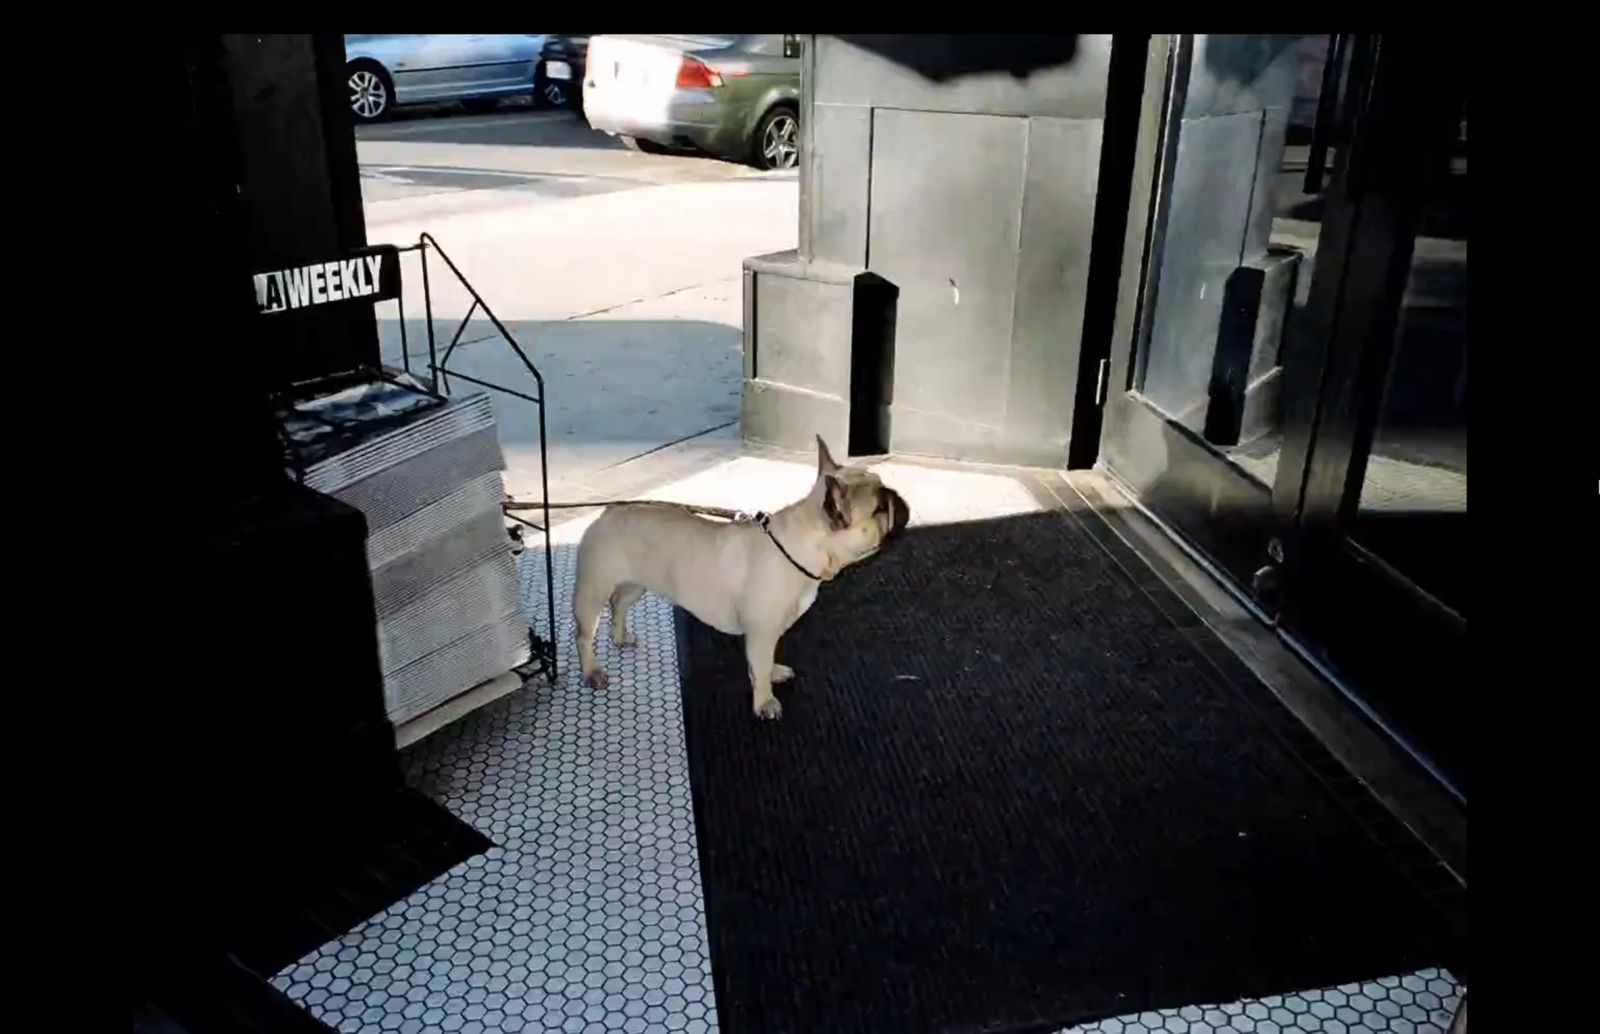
[253,245,401,316]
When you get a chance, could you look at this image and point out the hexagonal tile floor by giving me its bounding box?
[1059,969,1462,1033]
[271,455,1463,1033]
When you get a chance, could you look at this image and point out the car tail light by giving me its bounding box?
[676,56,723,89]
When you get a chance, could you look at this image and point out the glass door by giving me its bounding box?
[1102,34,1359,599]
[1099,35,1468,794]
[1277,36,1467,793]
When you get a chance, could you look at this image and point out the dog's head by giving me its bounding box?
[812,435,910,571]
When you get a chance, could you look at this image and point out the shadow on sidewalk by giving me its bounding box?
[376,316,745,497]
[358,106,629,151]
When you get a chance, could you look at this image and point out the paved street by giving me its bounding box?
[358,105,777,224]
[355,105,798,503]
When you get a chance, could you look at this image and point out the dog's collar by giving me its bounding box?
[753,511,822,581]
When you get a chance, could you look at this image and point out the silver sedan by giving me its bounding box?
[583,34,801,168]
[344,34,549,123]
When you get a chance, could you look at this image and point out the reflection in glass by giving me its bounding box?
[1352,107,1467,617]
[1136,34,1342,489]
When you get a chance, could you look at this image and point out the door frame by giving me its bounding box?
[1274,35,1468,795]
[1098,34,1468,797]
[1099,34,1296,598]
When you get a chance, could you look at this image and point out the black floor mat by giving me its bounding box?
[141,954,342,1034]
[139,787,490,1032]
[676,511,1454,1034]
[233,786,494,978]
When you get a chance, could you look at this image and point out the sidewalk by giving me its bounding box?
[364,174,799,503]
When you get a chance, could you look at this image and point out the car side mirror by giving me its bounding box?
[783,34,802,59]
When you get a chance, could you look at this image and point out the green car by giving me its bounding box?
[583,34,802,169]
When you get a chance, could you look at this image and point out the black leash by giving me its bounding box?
[503,498,745,520]
[754,511,822,581]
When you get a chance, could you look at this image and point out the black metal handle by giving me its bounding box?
[1304,34,1348,195]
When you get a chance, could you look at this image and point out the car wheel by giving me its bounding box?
[753,105,799,170]
[347,61,393,123]
[620,135,668,155]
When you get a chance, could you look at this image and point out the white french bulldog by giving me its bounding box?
[572,436,910,719]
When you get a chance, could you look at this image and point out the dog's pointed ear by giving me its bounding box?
[820,475,851,530]
[816,434,840,477]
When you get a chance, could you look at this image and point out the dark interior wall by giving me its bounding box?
[222,33,378,387]
[135,35,398,1008]
[170,34,293,508]
[160,33,376,501]
[743,35,1118,466]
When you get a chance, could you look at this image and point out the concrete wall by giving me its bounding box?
[742,35,1115,466]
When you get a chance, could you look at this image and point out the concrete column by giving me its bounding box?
[742,34,1116,466]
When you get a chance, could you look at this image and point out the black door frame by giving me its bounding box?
[1275,35,1467,795]
[1098,35,1468,797]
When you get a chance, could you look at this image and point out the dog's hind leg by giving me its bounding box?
[573,555,613,690]
[609,584,645,647]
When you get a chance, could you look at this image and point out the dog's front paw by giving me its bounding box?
[771,663,794,684]
[584,668,610,691]
[611,631,637,648]
[753,696,784,721]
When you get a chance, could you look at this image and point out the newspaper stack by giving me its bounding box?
[295,383,528,727]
